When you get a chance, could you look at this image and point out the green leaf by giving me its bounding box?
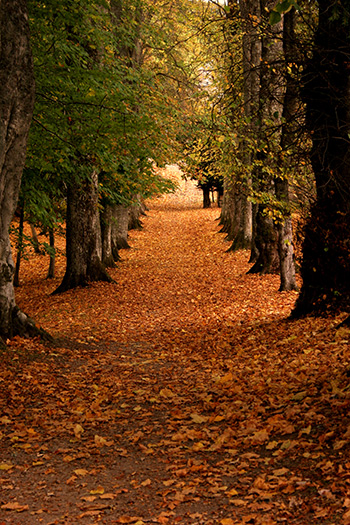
[269,10,282,25]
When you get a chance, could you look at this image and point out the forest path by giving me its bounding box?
[1,166,350,524]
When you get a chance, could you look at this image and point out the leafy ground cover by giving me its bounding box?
[1,167,350,525]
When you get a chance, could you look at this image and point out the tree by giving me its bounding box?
[221,0,257,252]
[292,0,350,316]
[0,0,39,346]
[274,8,298,291]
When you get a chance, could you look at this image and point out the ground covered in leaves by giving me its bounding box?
[1,167,350,525]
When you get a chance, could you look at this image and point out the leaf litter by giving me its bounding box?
[1,166,350,524]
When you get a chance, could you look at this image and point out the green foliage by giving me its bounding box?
[26,0,183,230]
[269,0,301,25]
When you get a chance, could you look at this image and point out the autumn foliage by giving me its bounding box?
[1,168,350,524]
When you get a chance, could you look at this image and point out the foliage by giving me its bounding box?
[26,0,182,222]
[270,0,301,25]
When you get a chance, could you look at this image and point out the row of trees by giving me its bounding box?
[182,0,350,318]
[0,0,201,345]
[1,0,350,345]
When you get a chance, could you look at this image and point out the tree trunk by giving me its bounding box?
[247,207,280,274]
[248,0,283,274]
[47,228,55,279]
[112,205,130,251]
[0,0,41,345]
[202,186,211,209]
[30,223,40,253]
[275,9,298,292]
[292,0,350,316]
[101,203,117,268]
[53,171,113,294]
[218,179,235,235]
[223,0,259,252]
[14,204,24,287]
[128,201,143,230]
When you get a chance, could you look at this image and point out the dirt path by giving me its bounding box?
[1,168,350,524]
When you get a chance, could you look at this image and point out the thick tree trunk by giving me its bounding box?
[112,205,130,251]
[128,202,143,230]
[101,203,117,268]
[247,207,280,274]
[218,179,235,235]
[249,0,283,274]
[53,171,113,294]
[275,9,298,292]
[293,0,350,316]
[202,186,211,209]
[223,0,260,252]
[0,0,42,345]
[226,192,252,251]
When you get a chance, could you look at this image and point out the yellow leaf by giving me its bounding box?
[74,469,89,476]
[192,441,205,451]
[0,463,13,471]
[266,440,278,450]
[281,439,291,450]
[213,415,225,422]
[94,435,113,447]
[226,488,238,497]
[159,388,174,398]
[90,486,105,495]
[74,424,84,439]
[190,413,209,424]
[292,391,307,401]
[220,519,235,525]
[216,372,233,384]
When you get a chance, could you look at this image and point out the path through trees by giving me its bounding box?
[1,169,350,524]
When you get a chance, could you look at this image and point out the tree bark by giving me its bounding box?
[0,0,40,345]
[47,228,55,279]
[53,171,113,294]
[14,204,24,287]
[30,223,40,253]
[247,207,280,274]
[222,0,259,252]
[292,0,350,316]
[112,205,130,251]
[101,203,117,268]
[248,0,282,274]
[275,9,298,292]
[202,186,211,209]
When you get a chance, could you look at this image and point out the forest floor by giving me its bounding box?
[1,166,350,525]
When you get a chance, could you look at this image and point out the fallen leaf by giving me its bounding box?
[1,501,29,512]
[190,413,209,424]
[74,468,89,476]
[90,486,105,495]
[0,462,13,471]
